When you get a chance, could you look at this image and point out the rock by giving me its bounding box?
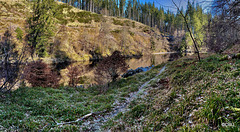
[122,65,154,78]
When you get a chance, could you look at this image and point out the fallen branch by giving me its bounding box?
[50,110,107,126]
[57,113,93,125]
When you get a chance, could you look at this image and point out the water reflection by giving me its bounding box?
[57,53,180,85]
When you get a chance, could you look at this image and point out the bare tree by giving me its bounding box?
[206,0,240,53]
[0,29,26,93]
[67,65,83,87]
[120,24,128,51]
[172,0,201,61]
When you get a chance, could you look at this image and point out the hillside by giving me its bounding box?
[0,0,169,61]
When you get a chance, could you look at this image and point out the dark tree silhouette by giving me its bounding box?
[0,29,26,93]
[206,0,240,53]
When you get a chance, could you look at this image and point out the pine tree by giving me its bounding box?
[126,0,132,19]
[27,0,56,58]
[119,0,126,17]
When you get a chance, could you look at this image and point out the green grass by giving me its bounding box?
[1,55,239,131]
[0,64,162,131]
[0,86,112,131]
[106,55,240,131]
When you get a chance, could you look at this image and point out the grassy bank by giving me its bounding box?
[0,64,162,131]
[106,54,240,131]
[0,55,239,131]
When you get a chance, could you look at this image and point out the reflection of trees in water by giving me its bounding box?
[88,59,100,69]
[56,53,181,85]
[151,54,170,65]
[168,53,181,61]
[127,53,181,70]
[53,61,72,71]
[57,61,93,86]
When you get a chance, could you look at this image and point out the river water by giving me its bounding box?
[57,53,180,86]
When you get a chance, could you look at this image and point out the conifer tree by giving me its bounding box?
[27,0,56,58]
[119,0,126,17]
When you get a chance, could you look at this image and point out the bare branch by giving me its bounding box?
[172,0,201,61]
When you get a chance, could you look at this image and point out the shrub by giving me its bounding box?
[95,51,128,83]
[219,55,228,61]
[111,29,121,33]
[129,31,134,36]
[15,27,23,41]
[24,60,60,88]
[132,22,136,28]
[92,14,101,22]
[113,19,124,26]
[143,27,150,33]
[0,29,24,93]
[67,65,83,87]
[94,51,129,92]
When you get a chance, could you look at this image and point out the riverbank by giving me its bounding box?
[105,54,240,131]
[0,54,239,131]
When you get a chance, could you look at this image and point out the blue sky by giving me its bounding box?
[141,0,213,13]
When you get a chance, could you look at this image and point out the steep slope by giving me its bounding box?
[0,0,169,61]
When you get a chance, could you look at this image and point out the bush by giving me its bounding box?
[132,22,136,28]
[111,29,121,33]
[24,60,60,88]
[95,51,128,83]
[129,31,134,36]
[113,19,124,26]
[143,27,150,33]
[0,29,23,93]
[94,51,129,92]
[15,27,23,41]
[67,65,83,87]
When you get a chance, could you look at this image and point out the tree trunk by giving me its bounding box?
[90,0,92,12]
[172,0,201,61]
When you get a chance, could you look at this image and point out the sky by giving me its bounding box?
[141,0,213,13]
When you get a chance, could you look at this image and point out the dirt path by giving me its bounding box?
[82,65,166,131]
